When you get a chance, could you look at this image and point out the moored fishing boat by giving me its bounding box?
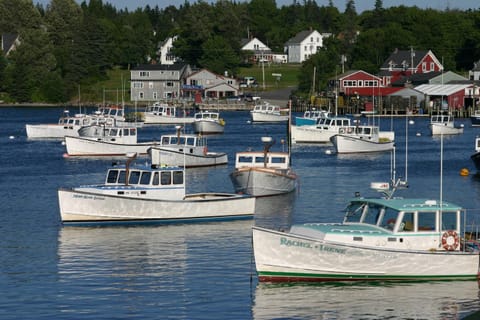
[429,114,463,135]
[143,102,195,124]
[230,136,297,197]
[295,109,329,126]
[330,125,395,153]
[64,126,159,156]
[250,101,289,123]
[470,136,480,171]
[149,130,227,167]
[58,153,255,225]
[253,177,480,282]
[191,110,225,134]
[291,115,351,144]
[470,110,480,126]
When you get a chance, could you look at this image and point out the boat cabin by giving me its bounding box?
[341,197,463,251]
[159,134,205,147]
[84,164,187,200]
[145,102,177,117]
[431,114,452,124]
[194,111,220,121]
[81,126,138,144]
[252,102,284,115]
[316,116,351,128]
[234,151,290,170]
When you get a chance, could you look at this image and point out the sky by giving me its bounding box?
[33,0,480,13]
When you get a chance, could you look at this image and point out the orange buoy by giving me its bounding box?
[460,168,469,176]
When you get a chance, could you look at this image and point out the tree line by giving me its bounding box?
[0,0,479,103]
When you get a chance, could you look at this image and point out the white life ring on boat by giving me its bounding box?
[347,127,353,134]
[203,146,208,155]
[339,128,345,134]
[441,230,459,251]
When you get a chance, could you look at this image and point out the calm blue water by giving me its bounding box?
[1,107,480,319]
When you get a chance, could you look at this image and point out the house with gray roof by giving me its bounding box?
[284,29,331,63]
[1,33,20,56]
[130,63,192,102]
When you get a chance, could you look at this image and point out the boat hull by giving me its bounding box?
[331,134,394,153]
[64,136,159,156]
[58,189,255,224]
[471,152,480,171]
[430,123,464,135]
[230,168,297,196]
[192,120,225,134]
[26,124,81,139]
[291,125,337,143]
[144,114,194,124]
[149,146,228,168]
[251,113,288,123]
[252,226,480,282]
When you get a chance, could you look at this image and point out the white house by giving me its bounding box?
[157,36,179,65]
[284,29,330,63]
[240,37,270,52]
[469,60,480,81]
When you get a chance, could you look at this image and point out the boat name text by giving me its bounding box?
[280,237,346,254]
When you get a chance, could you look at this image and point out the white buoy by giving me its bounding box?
[247,120,251,124]
[416,133,421,136]
[325,149,332,155]
[61,141,66,146]
[409,120,415,125]
[9,135,14,139]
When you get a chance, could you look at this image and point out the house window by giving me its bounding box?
[317,37,319,42]
[166,81,174,87]
[430,62,435,71]
[304,46,307,50]
[310,37,313,42]
[422,62,426,72]
[139,92,144,99]
[358,80,363,87]
[149,82,154,89]
[133,82,143,89]
[139,71,150,77]
[153,92,158,100]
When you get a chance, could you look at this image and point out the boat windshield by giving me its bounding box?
[344,202,399,230]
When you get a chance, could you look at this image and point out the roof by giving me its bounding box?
[131,63,187,71]
[1,33,18,55]
[285,30,317,45]
[391,71,442,86]
[380,49,430,70]
[414,84,471,96]
[349,197,463,211]
[349,87,403,96]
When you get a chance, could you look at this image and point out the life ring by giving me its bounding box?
[347,127,353,134]
[203,146,208,155]
[339,128,345,134]
[442,230,459,251]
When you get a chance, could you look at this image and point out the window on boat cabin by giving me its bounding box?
[399,212,414,232]
[344,202,366,223]
[255,156,265,165]
[418,211,436,231]
[129,170,141,184]
[238,156,253,165]
[441,211,458,231]
[162,136,170,144]
[118,170,126,184]
[74,120,80,125]
[186,137,195,146]
[110,128,118,136]
[380,207,400,230]
[161,171,171,185]
[130,128,136,135]
[271,156,286,164]
[107,170,119,184]
[173,171,183,184]
[153,172,159,185]
[140,172,151,185]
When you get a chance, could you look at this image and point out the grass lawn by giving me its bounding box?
[238,64,301,91]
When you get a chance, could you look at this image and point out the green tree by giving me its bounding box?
[199,35,240,75]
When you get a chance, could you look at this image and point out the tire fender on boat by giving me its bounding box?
[442,230,459,251]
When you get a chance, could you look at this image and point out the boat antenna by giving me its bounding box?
[261,136,274,168]
[288,99,292,165]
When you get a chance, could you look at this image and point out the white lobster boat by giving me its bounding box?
[330,125,395,153]
[148,131,227,168]
[429,114,464,135]
[291,115,351,143]
[253,179,480,282]
[191,110,225,134]
[64,126,159,156]
[58,153,255,225]
[230,137,297,197]
[250,101,289,123]
[143,102,195,124]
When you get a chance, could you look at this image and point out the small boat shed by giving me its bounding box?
[414,84,472,115]
[385,88,425,115]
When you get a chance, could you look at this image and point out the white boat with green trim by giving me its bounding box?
[253,179,480,282]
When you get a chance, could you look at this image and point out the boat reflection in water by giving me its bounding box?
[253,281,480,319]
[254,191,296,230]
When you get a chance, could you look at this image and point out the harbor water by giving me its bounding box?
[1,107,480,319]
